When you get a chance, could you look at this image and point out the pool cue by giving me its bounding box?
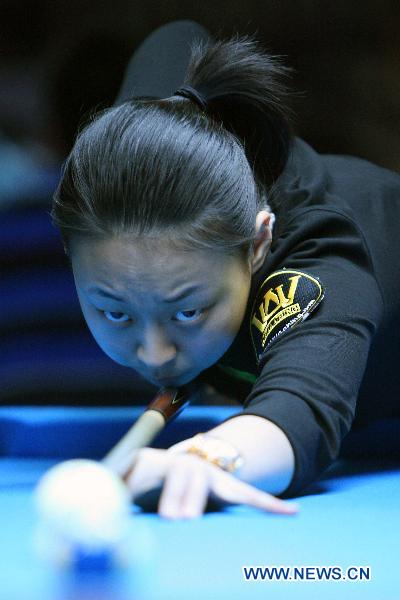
[102,386,193,476]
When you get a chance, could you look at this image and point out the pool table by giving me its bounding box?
[1,405,399,600]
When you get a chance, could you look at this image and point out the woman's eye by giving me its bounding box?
[103,311,130,323]
[174,308,204,323]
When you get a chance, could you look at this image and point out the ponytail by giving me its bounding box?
[179,34,293,186]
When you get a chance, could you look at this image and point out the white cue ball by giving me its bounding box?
[34,459,131,567]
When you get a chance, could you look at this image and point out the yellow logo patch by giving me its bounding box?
[250,269,324,363]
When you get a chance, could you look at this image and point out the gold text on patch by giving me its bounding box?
[251,275,301,347]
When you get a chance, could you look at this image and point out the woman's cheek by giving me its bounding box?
[94,331,132,367]
[206,302,239,341]
[191,320,235,367]
[81,309,132,367]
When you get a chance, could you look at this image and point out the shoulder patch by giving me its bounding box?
[250,269,324,363]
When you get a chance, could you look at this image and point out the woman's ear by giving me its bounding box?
[251,210,273,273]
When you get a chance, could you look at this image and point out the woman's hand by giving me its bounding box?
[123,446,299,519]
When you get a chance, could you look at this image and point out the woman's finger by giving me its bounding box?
[124,447,170,499]
[179,459,210,519]
[159,454,209,519]
[209,467,299,515]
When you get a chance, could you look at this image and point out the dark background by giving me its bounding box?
[1,0,399,170]
[1,1,399,405]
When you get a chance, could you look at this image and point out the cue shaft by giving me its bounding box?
[102,387,192,476]
[102,410,165,475]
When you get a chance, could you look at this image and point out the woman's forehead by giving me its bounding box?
[70,235,236,297]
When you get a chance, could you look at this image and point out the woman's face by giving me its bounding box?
[69,235,253,388]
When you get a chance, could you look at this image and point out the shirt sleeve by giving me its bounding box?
[240,207,384,497]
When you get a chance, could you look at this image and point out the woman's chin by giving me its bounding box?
[149,371,196,388]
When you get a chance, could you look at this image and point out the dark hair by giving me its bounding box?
[52,34,292,257]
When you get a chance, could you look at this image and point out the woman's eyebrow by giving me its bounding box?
[163,285,203,303]
[87,287,125,302]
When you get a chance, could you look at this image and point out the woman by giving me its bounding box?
[52,21,400,519]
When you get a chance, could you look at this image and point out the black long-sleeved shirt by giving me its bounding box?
[201,137,400,497]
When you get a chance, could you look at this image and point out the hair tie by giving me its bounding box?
[174,85,207,111]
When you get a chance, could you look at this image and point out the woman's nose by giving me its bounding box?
[136,326,177,370]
